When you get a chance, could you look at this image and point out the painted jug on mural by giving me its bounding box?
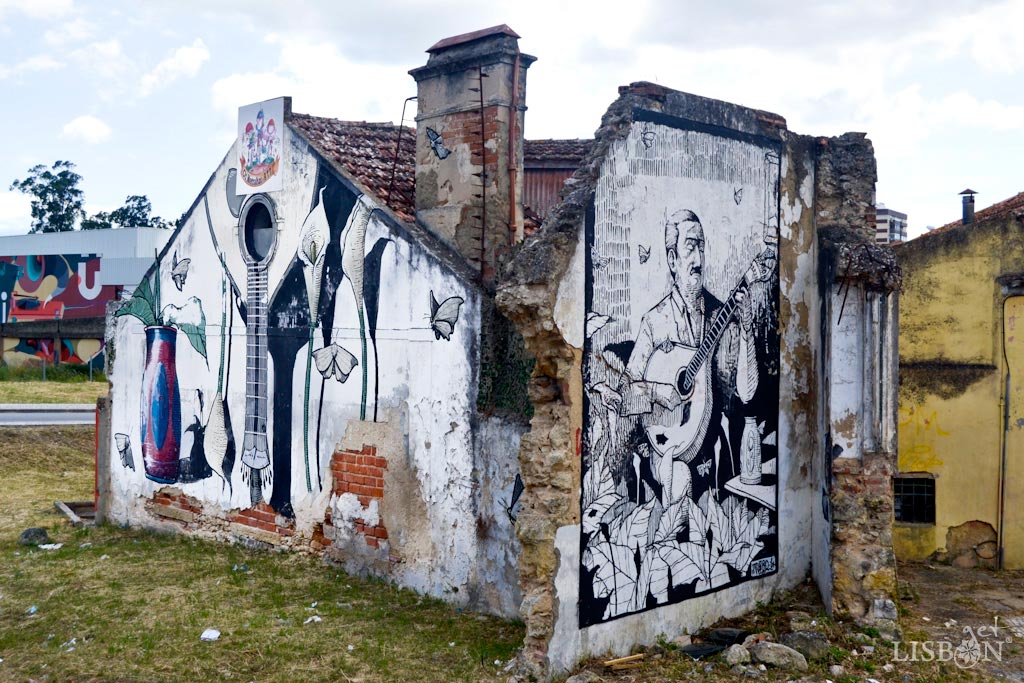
[141,325,181,483]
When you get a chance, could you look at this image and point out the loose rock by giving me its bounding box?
[828,664,845,676]
[709,627,752,645]
[749,642,809,672]
[18,528,49,546]
[786,610,813,630]
[724,644,751,666]
[742,632,772,648]
[780,630,832,661]
[565,671,604,683]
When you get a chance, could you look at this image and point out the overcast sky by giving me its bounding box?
[1,0,1022,238]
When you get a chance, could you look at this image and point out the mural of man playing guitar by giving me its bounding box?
[611,208,771,509]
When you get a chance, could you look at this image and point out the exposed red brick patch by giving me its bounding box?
[330,444,389,549]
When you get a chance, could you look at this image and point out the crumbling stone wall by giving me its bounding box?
[499,83,900,680]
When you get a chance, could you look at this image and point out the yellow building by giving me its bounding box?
[896,191,1024,569]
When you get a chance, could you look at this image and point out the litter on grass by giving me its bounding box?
[38,543,63,550]
[303,616,322,625]
[200,629,220,641]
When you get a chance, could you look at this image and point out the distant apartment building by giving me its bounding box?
[876,204,908,243]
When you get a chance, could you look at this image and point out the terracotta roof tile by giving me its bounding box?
[288,113,416,222]
[524,139,592,165]
[910,191,1024,243]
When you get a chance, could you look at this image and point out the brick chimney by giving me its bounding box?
[409,25,535,285]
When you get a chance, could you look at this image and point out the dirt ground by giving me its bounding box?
[899,561,1024,680]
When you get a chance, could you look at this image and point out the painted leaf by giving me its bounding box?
[655,496,689,544]
[658,541,707,588]
[313,343,358,382]
[613,498,656,547]
[162,298,207,359]
[115,294,157,327]
[587,539,638,617]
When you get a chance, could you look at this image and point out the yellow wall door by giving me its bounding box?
[1002,296,1024,568]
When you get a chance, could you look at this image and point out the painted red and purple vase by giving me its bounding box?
[141,326,181,483]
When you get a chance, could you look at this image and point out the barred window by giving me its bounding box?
[894,476,935,524]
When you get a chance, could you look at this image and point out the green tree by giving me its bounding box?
[9,160,84,233]
[81,195,172,230]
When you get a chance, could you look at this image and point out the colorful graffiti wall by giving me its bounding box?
[106,123,523,616]
[580,114,781,625]
[0,253,114,322]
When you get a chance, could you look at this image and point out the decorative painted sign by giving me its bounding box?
[580,112,781,626]
[237,98,284,194]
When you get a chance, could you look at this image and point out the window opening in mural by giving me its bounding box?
[580,113,781,626]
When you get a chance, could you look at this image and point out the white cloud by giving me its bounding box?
[0,0,73,20]
[138,38,210,97]
[69,39,134,96]
[0,53,64,79]
[43,17,95,46]
[919,0,1024,74]
[0,191,31,236]
[61,115,112,144]
[209,37,411,129]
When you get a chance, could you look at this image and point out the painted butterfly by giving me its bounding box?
[429,290,464,341]
[171,251,191,292]
[115,433,135,471]
[425,127,451,160]
[638,244,651,264]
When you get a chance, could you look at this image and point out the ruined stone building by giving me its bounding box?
[98,25,901,680]
[896,190,1024,571]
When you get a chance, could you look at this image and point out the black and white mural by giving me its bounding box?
[580,112,781,626]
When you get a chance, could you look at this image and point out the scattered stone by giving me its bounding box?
[898,580,918,602]
[724,644,751,665]
[565,671,604,683]
[828,664,845,676]
[874,619,902,642]
[18,528,49,546]
[786,610,813,630]
[671,634,692,648]
[742,632,772,648]
[781,630,831,661]
[749,642,808,672]
[708,627,752,645]
[861,645,875,654]
[850,632,874,645]
[873,598,898,620]
[731,664,761,678]
[882,663,894,672]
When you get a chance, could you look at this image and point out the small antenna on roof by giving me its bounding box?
[386,96,417,211]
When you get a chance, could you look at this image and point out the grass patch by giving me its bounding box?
[0,380,108,404]
[0,361,105,383]
[0,427,523,682]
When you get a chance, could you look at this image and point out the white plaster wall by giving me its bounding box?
[106,126,522,615]
[830,288,864,460]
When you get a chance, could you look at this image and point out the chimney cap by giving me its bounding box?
[426,24,520,53]
[959,188,978,196]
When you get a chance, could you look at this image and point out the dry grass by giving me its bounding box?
[0,381,108,404]
[0,427,522,683]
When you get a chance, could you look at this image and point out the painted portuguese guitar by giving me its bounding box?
[641,245,776,465]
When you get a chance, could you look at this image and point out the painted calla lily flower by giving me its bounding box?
[298,187,330,320]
